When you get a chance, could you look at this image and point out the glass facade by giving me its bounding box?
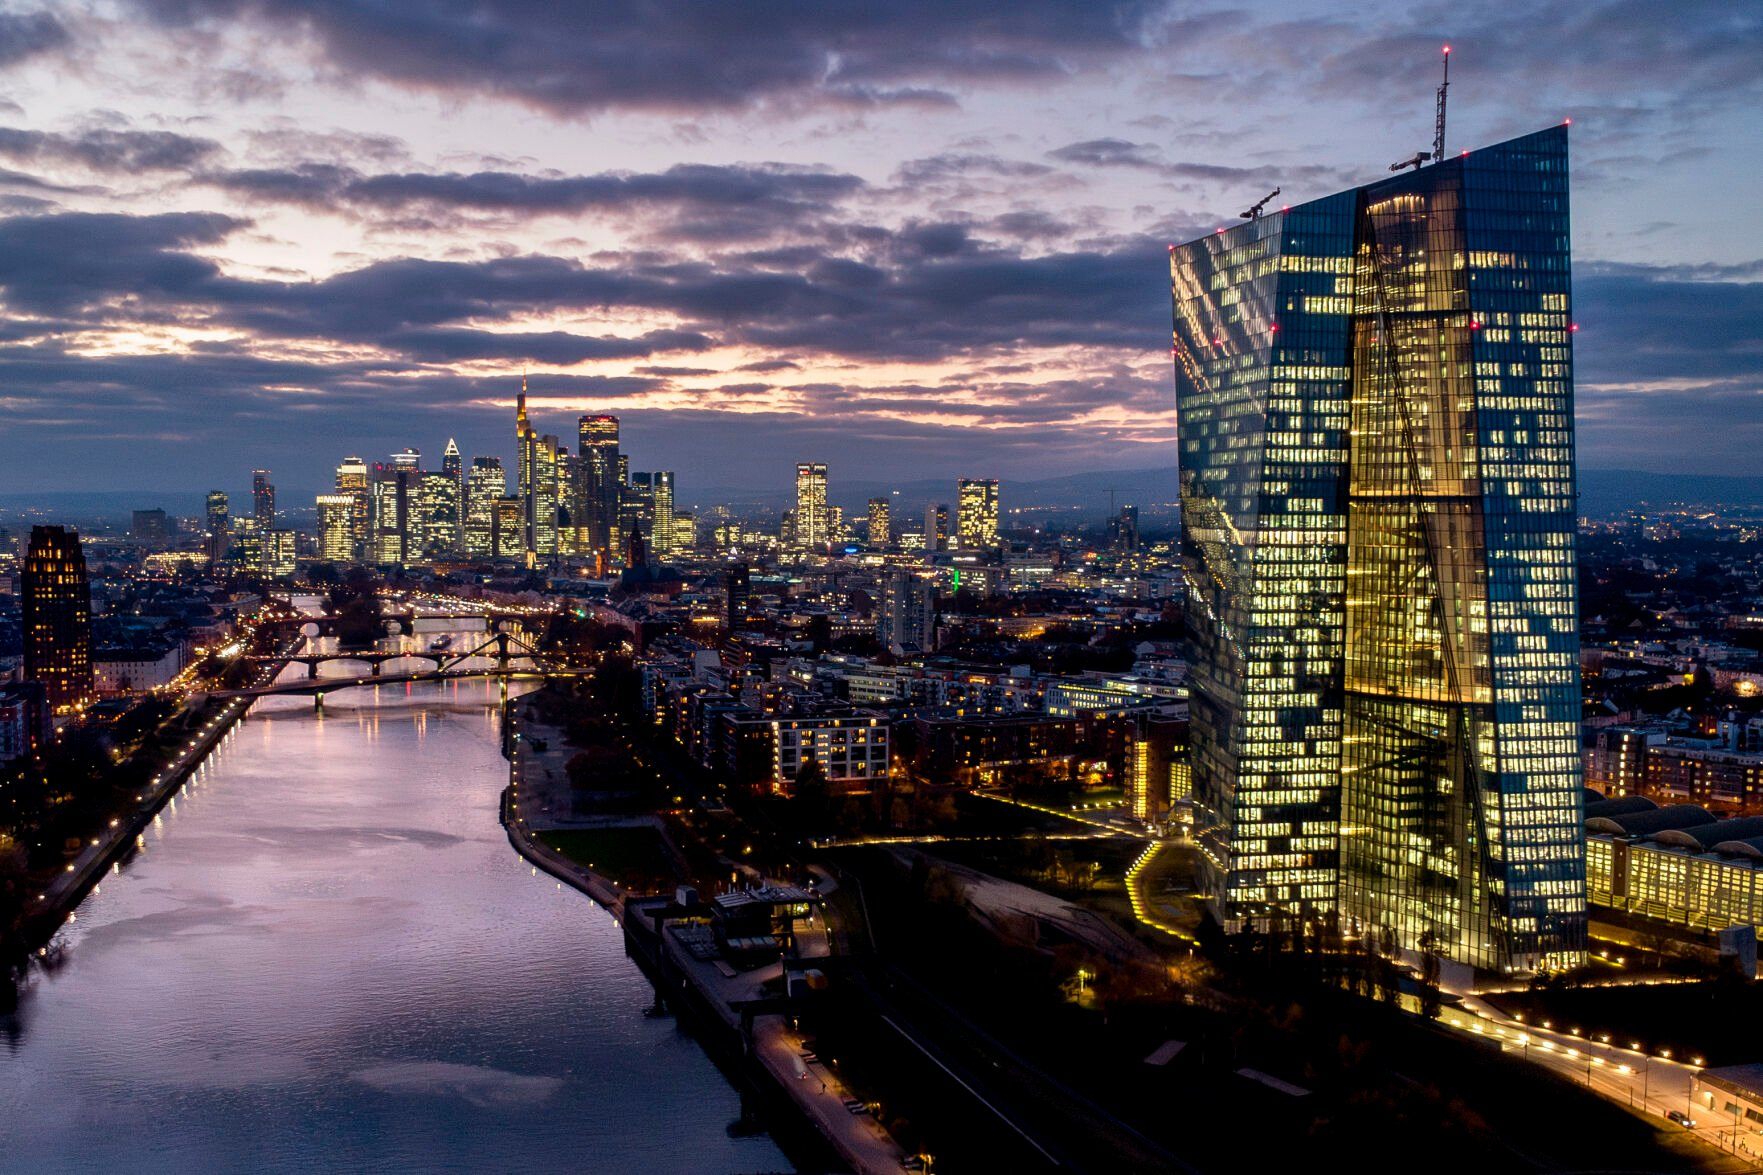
[1171,126,1585,973]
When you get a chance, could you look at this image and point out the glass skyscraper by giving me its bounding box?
[1170,125,1584,974]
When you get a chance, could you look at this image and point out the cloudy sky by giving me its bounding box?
[0,0,1756,499]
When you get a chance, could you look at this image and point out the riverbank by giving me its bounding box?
[18,689,259,958]
[4,670,788,1173]
[500,690,910,1175]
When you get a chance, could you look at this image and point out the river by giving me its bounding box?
[0,625,789,1173]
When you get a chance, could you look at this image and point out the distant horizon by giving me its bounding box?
[5,467,1763,526]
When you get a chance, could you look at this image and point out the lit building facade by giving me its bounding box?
[370,463,418,565]
[867,497,890,547]
[22,525,94,714]
[418,470,461,560]
[204,490,230,563]
[578,413,621,559]
[265,529,296,578]
[315,493,356,562]
[493,497,525,560]
[335,457,370,556]
[957,478,1000,550]
[651,471,675,557]
[464,457,506,558]
[794,463,828,550]
[1171,126,1584,973]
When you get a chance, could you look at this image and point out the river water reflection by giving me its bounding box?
[0,638,787,1174]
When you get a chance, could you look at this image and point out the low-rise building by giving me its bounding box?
[93,645,184,694]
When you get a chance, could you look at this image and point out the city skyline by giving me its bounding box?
[0,3,1754,492]
[7,7,1763,1167]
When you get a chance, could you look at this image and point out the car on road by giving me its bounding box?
[1666,1110,1696,1128]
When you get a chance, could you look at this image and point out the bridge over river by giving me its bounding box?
[211,627,581,704]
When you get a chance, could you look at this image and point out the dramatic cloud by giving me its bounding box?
[122,0,1176,114]
[0,126,222,173]
[0,210,245,313]
[1047,138,1165,170]
[0,0,1755,493]
[205,161,863,224]
[0,10,67,67]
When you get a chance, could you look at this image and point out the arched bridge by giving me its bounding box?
[203,666,582,703]
[253,605,550,638]
[248,649,479,678]
[216,630,579,704]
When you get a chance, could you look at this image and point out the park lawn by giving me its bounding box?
[536,827,677,888]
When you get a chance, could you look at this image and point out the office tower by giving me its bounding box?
[726,561,750,628]
[924,503,949,551]
[578,414,621,558]
[515,387,561,565]
[391,447,421,471]
[204,490,229,563]
[877,570,936,656]
[335,456,370,555]
[531,436,561,563]
[867,497,891,547]
[252,469,275,529]
[956,478,1000,550]
[265,529,297,578]
[555,448,582,554]
[130,508,170,548]
[671,514,697,552]
[315,494,355,562]
[517,378,534,480]
[493,497,524,560]
[1111,505,1141,552]
[22,525,94,714]
[651,471,675,557]
[442,437,462,488]
[442,438,465,545]
[1170,125,1583,973]
[794,463,828,550]
[370,462,418,565]
[464,457,506,557]
[418,470,461,559]
[233,517,264,574]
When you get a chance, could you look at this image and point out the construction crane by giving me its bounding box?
[1389,46,1452,172]
[1239,187,1280,220]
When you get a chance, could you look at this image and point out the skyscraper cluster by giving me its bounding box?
[788,466,1002,555]
[210,382,684,574]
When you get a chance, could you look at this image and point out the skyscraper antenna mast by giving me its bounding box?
[1433,45,1451,162]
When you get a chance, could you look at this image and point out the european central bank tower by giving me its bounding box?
[1170,126,1584,975]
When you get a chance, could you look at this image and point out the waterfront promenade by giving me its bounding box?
[500,695,913,1175]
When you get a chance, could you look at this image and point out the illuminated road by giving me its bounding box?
[1441,994,1757,1165]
